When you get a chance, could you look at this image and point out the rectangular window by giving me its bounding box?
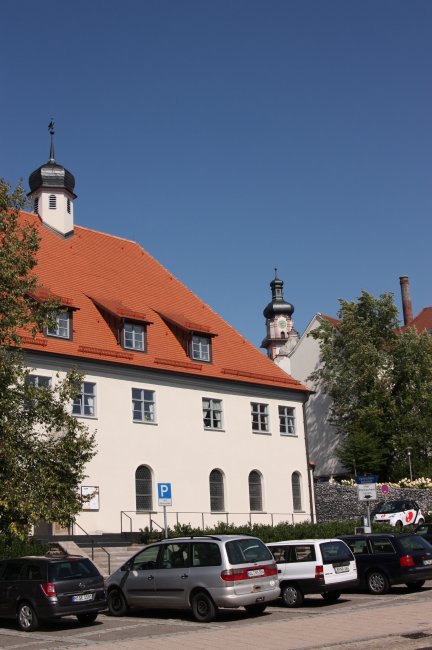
[123,322,145,351]
[132,388,156,423]
[72,382,96,417]
[25,375,51,389]
[251,402,269,433]
[279,406,296,435]
[202,398,223,429]
[191,335,211,362]
[46,312,71,339]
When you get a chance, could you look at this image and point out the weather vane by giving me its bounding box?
[48,118,55,161]
[48,118,55,135]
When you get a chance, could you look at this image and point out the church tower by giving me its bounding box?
[27,121,76,237]
[261,270,299,360]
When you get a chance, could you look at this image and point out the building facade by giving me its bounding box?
[19,132,313,535]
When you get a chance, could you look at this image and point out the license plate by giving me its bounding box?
[423,559,432,566]
[72,593,94,603]
[247,568,265,578]
[335,566,349,573]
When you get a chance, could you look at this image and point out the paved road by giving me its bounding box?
[0,585,432,649]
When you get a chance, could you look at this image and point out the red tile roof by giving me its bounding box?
[405,307,432,333]
[20,212,307,393]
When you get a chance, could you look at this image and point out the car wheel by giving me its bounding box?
[417,519,425,526]
[191,591,217,623]
[244,603,267,616]
[76,612,98,624]
[367,570,390,595]
[17,602,39,632]
[394,520,403,531]
[321,591,341,602]
[108,588,129,616]
[281,583,304,608]
[406,580,425,591]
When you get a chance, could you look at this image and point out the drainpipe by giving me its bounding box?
[302,397,316,524]
[399,276,413,326]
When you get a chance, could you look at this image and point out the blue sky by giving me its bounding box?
[2,1,431,349]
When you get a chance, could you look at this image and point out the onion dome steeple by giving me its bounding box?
[28,121,76,237]
[262,269,298,360]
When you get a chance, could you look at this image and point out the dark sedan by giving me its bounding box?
[339,533,432,595]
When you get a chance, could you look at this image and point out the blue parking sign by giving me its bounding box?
[158,483,172,506]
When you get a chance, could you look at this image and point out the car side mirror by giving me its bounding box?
[120,561,132,571]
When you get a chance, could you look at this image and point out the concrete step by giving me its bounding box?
[80,544,141,576]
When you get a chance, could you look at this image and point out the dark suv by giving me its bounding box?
[339,533,432,594]
[0,555,106,631]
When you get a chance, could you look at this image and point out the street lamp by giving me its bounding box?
[406,447,413,481]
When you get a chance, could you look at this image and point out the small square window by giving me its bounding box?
[132,388,156,423]
[123,322,146,351]
[191,335,211,362]
[279,406,296,435]
[72,382,96,417]
[46,311,71,339]
[251,402,269,433]
[202,398,223,429]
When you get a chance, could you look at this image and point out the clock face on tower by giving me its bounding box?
[278,319,287,330]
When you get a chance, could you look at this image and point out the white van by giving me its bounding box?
[267,538,358,607]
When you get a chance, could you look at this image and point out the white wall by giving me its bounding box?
[26,353,313,534]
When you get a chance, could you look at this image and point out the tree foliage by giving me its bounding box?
[0,178,96,539]
[310,291,432,481]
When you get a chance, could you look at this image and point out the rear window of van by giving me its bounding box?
[226,538,273,565]
[49,559,100,582]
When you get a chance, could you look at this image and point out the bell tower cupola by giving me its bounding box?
[261,269,299,360]
[27,120,76,236]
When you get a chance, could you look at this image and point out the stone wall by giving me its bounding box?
[315,483,432,522]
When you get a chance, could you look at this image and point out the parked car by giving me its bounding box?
[372,500,424,529]
[415,522,432,544]
[0,554,106,631]
[266,538,358,607]
[107,535,280,622]
[339,533,432,594]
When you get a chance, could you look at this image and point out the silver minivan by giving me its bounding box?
[107,535,280,622]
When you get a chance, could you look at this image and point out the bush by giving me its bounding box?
[140,519,394,543]
[0,536,48,560]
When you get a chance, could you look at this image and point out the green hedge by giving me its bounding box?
[140,519,396,544]
[0,537,48,560]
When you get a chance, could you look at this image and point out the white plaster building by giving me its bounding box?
[19,131,314,535]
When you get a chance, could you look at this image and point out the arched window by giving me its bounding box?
[49,194,56,209]
[248,470,263,512]
[292,472,302,512]
[34,197,39,214]
[67,198,71,214]
[209,469,225,512]
[135,465,153,511]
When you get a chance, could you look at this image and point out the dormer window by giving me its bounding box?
[46,311,71,339]
[191,334,211,362]
[49,194,56,209]
[123,321,146,351]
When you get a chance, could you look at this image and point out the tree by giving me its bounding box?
[0,179,95,539]
[310,290,432,480]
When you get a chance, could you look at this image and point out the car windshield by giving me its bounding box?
[49,559,100,581]
[374,502,405,514]
[225,538,273,565]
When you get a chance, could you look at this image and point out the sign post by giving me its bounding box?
[157,483,172,538]
[356,475,378,532]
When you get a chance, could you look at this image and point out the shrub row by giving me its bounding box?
[0,537,48,560]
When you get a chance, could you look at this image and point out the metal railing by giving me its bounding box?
[120,510,309,535]
[71,520,111,574]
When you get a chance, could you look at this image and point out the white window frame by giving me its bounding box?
[248,470,263,512]
[46,311,71,339]
[202,398,223,430]
[292,472,303,512]
[72,382,96,418]
[209,469,225,512]
[251,402,269,433]
[25,374,51,388]
[132,388,156,423]
[279,405,296,435]
[191,335,211,362]
[123,322,145,351]
[135,465,153,511]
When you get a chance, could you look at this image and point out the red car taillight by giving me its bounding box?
[400,555,415,567]
[40,582,57,597]
[315,565,324,582]
[221,563,278,582]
